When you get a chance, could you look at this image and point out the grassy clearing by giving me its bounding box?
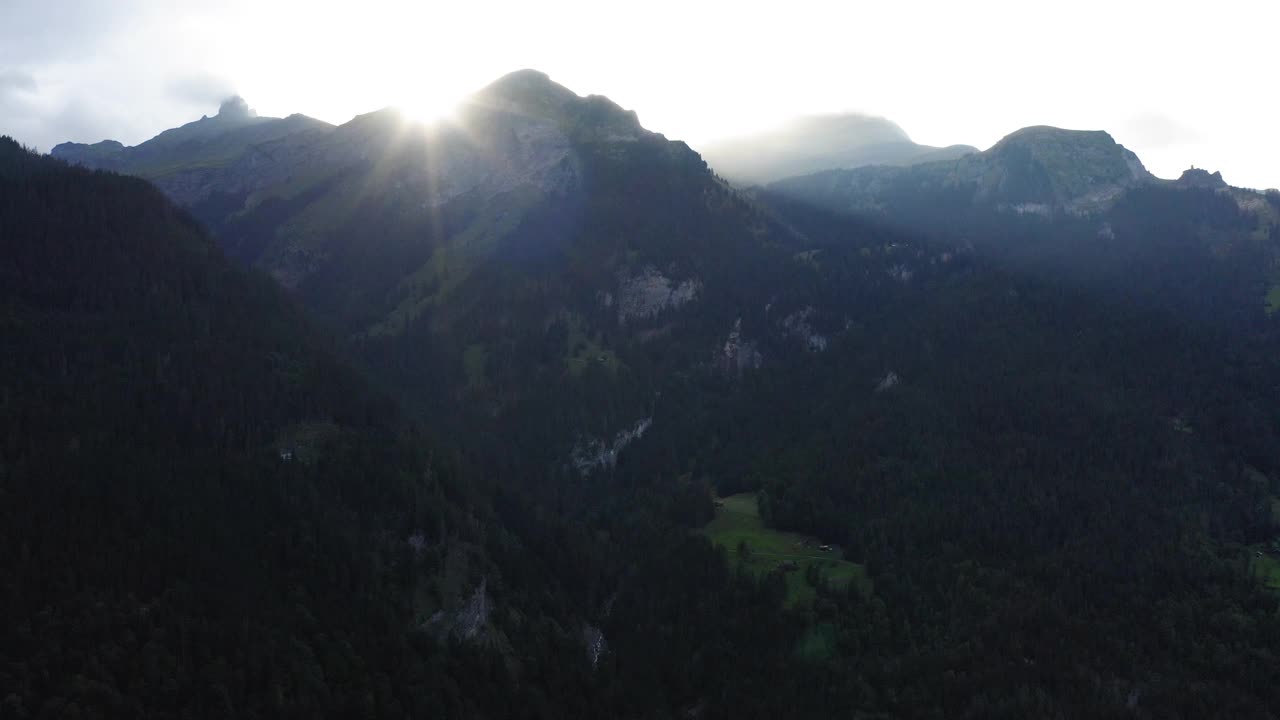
[563,314,621,376]
[566,332,619,376]
[704,493,871,607]
[1265,284,1280,316]
[1250,550,1280,591]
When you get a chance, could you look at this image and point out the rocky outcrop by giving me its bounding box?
[1175,167,1228,190]
[571,418,653,475]
[426,578,492,642]
[782,306,828,352]
[217,95,256,120]
[719,318,763,374]
[583,624,608,668]
[875,371,900,393]
[617,267,700,323]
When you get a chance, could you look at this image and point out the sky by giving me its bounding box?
[2,0,1277,188]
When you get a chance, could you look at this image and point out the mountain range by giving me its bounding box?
[9,69,1280,716]
[695,112,978,185]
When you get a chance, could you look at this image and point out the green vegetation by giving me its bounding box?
[565,320,620,376]
[366,189,540,338]
[1249,550,1280,590]
[462,343,488,387]
[27,68,1280,717]
[1265,283,1280,315]
[795,622,837,662]
[704,493,870,607]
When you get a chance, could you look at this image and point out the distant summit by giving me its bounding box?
[698,113,977,185]
[981,125,1154,209]
[1175,166,1228,190]
[217,95,257,120]
[465,68,650,142]
[771,124,1155,216]
[52,97,331,187]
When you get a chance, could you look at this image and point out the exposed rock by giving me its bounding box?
[887,264,913,283]
[1009,202,1052,216]
[426,577,492,642]
[1233,193,1270,214]
[719,318,763,374]
[571,418,653,475]
[617,267,700,323]
[1175,167,1227,190]
[782,306,828,352]
[875,371,901,393]
[217,96,257,119]
[583,624,608,668]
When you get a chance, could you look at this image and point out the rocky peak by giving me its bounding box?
[476,69,577,106]
[217,95,257,120]
[981,125,1154,212]
[466,69,646,141]
[990,126,1151,179]
[1175,166,1227,189]
[49,138,126,171]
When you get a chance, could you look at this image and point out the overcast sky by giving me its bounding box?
[2,0,1276,188]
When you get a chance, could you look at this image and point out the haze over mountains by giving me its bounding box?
[8,67,1280,716]
[696,113,978,185]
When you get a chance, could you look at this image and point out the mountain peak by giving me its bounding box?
[465,69,647,141]
[1176,166,1227,189]
[473,69,578,108]
[485,68,557,89]
[786,113,912,145]
[992,125,1119,151]
[217,96,257,120]
[699,112,976,184]
[985,124,1154,207]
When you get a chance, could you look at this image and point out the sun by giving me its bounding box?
[398,95,460,126]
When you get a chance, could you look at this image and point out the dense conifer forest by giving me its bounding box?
[6,100,1280,720]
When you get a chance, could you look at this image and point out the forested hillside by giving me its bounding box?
[29,68,1280,718]
[0,137,890,720]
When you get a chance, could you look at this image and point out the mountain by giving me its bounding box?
[2,137,718,718]
[0,136,513,714]
[767,123,1280,322]
[41,73,1280,717]
[52,97,333,204]
[51,70,816,463]
[697,112,977,184]
[772,124,1157,216]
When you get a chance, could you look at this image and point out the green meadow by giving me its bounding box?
[704,493,871,607]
